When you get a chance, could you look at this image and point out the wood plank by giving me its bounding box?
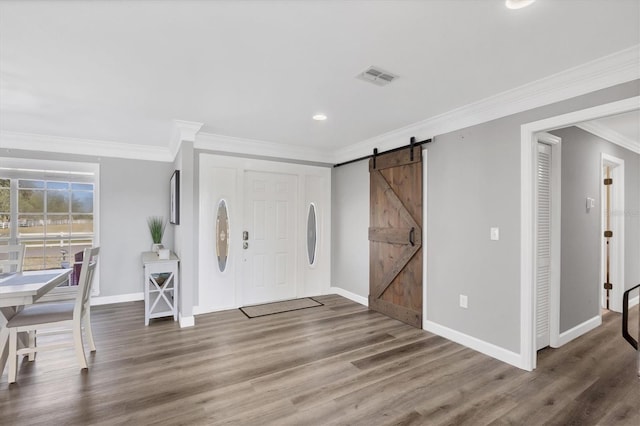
[368,227,414,245]
[0,297,637,425]
[369,296,421,328]
[370,168,421,230]
[371,243,420,300]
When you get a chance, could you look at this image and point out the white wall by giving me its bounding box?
[196,153,331,313]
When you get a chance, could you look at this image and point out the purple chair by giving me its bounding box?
[72,251,83,286]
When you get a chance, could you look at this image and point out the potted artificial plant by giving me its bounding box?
[147,216,166,253]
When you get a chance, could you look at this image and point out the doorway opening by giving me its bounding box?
[520,96,639,371]
[600,154,625,313]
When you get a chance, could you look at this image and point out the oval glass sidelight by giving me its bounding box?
[216,199,230,272]
[307,203,317,265]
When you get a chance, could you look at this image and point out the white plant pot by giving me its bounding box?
[151,243,163,253]
[158,248,170,260]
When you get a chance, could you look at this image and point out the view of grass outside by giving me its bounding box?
[0,178,94,282]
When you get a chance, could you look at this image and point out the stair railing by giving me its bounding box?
[622,283,640,377]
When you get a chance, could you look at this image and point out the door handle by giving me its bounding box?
[409,227,415,246]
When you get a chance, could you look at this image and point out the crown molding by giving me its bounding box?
[334,45,640,164]
[2,46,638,165]
[576,122,640,154]
[0,131,173,162]
[170,120,204,159]
[195,132,335,164]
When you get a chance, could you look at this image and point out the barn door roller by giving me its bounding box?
[333,136,432,168]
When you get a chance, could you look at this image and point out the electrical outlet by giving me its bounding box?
[459,294,468,309]
[490,227,499,241]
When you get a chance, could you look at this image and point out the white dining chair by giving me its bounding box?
[6,247,100,383]
[0,244,26,273]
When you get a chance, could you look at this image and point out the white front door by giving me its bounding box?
[242,171,298,305]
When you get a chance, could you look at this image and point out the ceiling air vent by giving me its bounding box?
[356,66,398,86]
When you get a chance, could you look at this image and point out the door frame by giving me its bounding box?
[520,96,639,371]
[196,153,331,314]
[535,132,562,349]
[600,153,625,313]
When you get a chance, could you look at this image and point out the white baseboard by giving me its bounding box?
[553,315,602,348]
[329,286,368,307]
[629,295,639,308]
[91,292,143,306]
[179,314,195,328]
[192,305,237,315]
[423,320,523,369]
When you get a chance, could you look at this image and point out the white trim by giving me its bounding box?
[553,315,602,348]
[330,286,368,307]
[423,320,522,369]
[535,132,562,349]
[520,96,640,371]
[2,46,637,165]
[90,292,143,306]
[195,132,335,164]
[630,295,640,308]
[577,122,640,154]
[192,305,237,315]
[422,147,429,329]
[170,120,204,159]
[335,45,640,164]
[179,314,195,328]
[600,154,625,313]
[0,131,173,162]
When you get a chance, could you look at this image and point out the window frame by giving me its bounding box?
[0,158,100,296]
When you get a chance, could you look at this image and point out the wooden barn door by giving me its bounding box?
[369,146,423,328]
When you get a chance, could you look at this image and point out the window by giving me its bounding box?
[0,158,99,292]
[0,178,9,239]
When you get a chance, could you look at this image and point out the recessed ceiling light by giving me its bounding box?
[505,0,535,9]
[313,114,327,121]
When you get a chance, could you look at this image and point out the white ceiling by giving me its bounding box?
[1,0,639,155]
[588,110,640,142]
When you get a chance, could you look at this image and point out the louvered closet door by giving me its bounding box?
[536,143,552,350]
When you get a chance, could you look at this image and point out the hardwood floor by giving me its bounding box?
[1,294,638,425]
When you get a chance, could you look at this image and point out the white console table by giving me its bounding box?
[142,251,179,326]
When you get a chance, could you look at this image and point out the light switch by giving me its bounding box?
[459,294,468,309]
[490,227,499,241]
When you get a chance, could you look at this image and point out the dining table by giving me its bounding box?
[0,268,73,380]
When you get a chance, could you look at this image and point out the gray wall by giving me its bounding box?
[331,160,369,297]
[1,149,174,298]
[551,126,640,332]
[331,79,639,353]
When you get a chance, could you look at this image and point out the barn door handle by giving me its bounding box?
[409,227,415,246]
